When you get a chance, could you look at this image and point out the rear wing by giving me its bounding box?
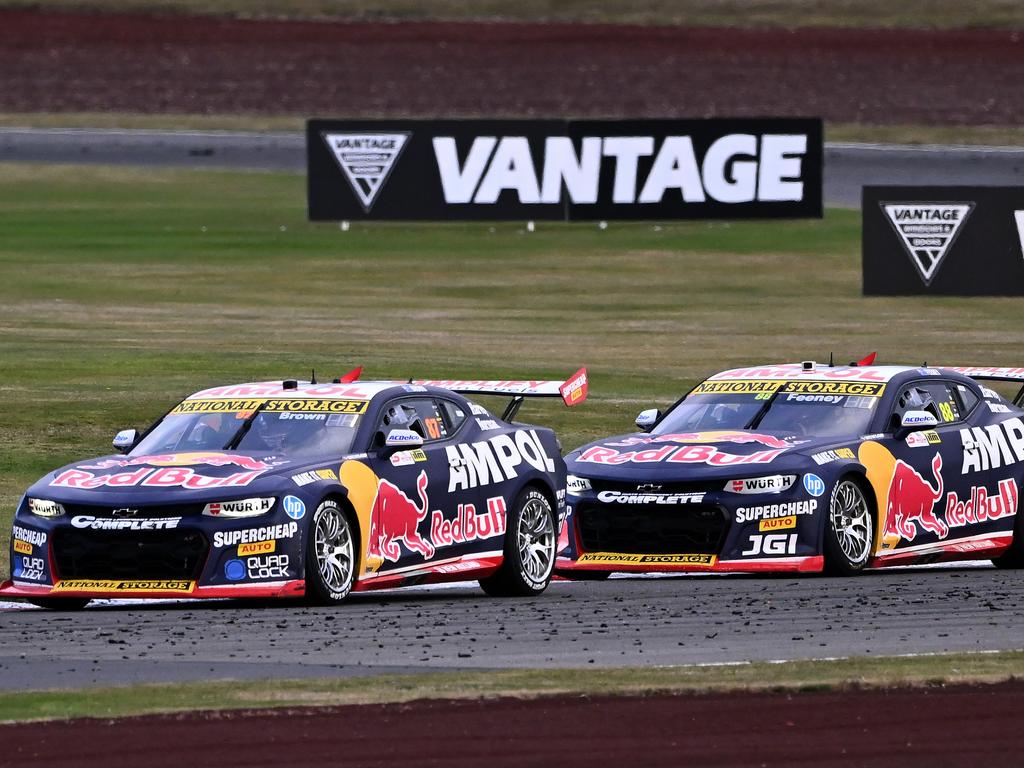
[412,367,589,421]
[944,367,1024,406]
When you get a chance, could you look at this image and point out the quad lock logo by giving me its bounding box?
[881,202,973,285]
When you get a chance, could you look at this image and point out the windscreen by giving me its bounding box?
[131,398,366,458]
[655,380,883,438]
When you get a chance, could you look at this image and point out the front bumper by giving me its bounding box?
[0,578,305,601]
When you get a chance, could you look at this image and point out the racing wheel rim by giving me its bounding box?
[314,503,355,595]
[830,479,872,566]
[518,495,555,586]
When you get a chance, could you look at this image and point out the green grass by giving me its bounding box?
[4,115,1024,148]
[3,0,1023,28]
[3,162,1024,567]
[2,650,1023,722]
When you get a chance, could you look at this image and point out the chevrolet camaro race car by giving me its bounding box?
[2,368,588,609]
[556,359,1024,577]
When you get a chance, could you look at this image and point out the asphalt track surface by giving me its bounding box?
[3,128,1024,207]
[2,563,1022,691]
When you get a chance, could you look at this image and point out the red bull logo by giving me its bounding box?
[80,452,278,471]
[885,454,946,540]
[368,471,436,562]
[609,431,792,450]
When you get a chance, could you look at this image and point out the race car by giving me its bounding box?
[556,358,1024,577]
[2,367,588,609]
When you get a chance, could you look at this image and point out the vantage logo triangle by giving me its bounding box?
[881,202,974,286]
[322,132,410,212]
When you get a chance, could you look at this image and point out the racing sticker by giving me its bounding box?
[959,417,1024,473]
[742,533,797,556]
[690,380,885,397]
[446,430,555,492]
[171,398,369,415]
[53,467,266,491]
[577,444,785,467]
[213,521,299,549]
[52,579,195,592]
[576,553,716,566]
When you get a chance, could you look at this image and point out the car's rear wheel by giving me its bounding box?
[26,598,90,611]
[304,499,357,605]
[823,477,873,576]
[480,487,556,597]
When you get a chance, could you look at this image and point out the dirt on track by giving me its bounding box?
[1,8,1023,124]
[5,682,1024,767]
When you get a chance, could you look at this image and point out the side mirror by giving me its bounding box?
[900,410,939,430]
[385,428,424,450]
[635,409,661,432]
[112,428,138,454]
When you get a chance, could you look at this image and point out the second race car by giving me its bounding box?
[557,358,1024,577]
[3,368,588,609]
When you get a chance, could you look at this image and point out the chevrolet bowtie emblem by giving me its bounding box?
[637,484,662,492]
[112,508,139,518]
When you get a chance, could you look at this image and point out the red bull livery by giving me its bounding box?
[3,368,587,609]
[559,359,1024,577]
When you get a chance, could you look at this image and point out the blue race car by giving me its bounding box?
[557,359,1024,578]
[3,368,588,609]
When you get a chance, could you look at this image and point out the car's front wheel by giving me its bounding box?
[823,477,873,576]
[304,499,357,605]
[480,487,556,597]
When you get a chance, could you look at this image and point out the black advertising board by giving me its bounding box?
[863,187,1024,295]
[307,118,823,221]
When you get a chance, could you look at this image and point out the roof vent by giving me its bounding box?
[801,361,815,371]
[282,379,298,390]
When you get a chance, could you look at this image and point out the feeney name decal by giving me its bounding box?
[577,445,785,466]
[52,468,265,490]
[960,417,1024,473]
[447,430,555,492]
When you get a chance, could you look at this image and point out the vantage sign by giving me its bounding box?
[307,118,823,221]
[863,187,1024,295]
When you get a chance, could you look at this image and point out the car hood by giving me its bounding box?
[565,429,849,481]
[27,450,337,505]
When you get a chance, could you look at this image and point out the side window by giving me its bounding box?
[892,382,961,427]
[438,399,468,434]
[378,397,453,444]
[954,383,979,416]
[922,382,961,423]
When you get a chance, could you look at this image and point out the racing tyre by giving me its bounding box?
[26,598,90,611]
[992,498,1024,568]
[479,487,556,597]
[305,499,357,605]
[823,477,873,576]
